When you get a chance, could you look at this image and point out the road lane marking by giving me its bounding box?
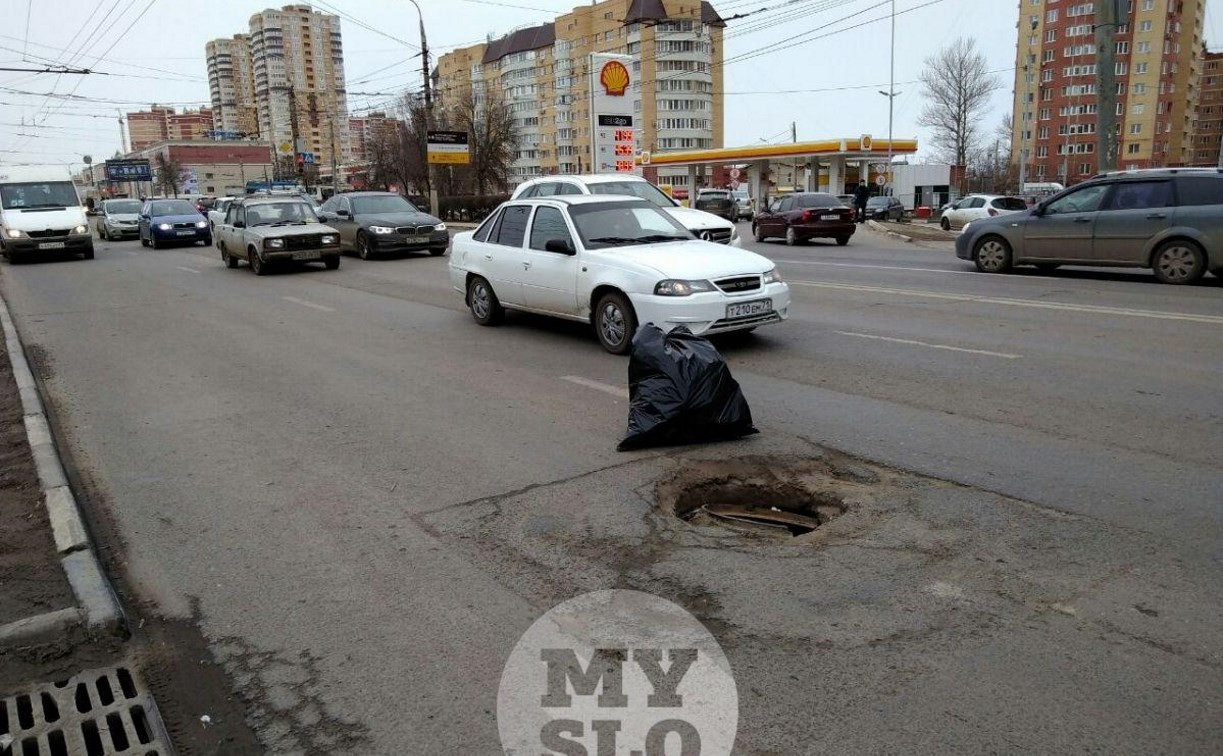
[772,259,979,276]
[281,296,335,312]
[124,250,139,256]
[561,375,629,399]
[789,280,1223,325]
[174,266,200,274]
[835,331,1022,359]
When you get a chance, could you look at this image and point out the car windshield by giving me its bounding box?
[0,181,79,210]
[104,200,142,214]
[569,201,692,248]
[245,202,319,226]
[866,197,889,207]
[215,199,232,212]
[352,195,417,214]
[793,193,841,208]
[699,191,730,199]
[586,181,677,208]
[150,200,198,216]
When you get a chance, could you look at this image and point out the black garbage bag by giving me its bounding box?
[617,324,758,451]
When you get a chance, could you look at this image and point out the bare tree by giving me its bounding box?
[153,152,187,197]
[918,38,1000,175]
[448,88,517,195]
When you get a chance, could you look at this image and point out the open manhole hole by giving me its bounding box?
[0,665,174,756]
[674,482,845,536]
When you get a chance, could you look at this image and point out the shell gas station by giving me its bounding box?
[638,135,919,204]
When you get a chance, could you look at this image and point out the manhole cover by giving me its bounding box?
[657,455,877,538]
[0,665,174,756]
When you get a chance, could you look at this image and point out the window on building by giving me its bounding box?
[1127,143,1141,154]
[1116,41,1129,54]
[1130,123,1142,134]
[1139,20,1152,32]
[1047,9,1059,22]
[1045,29,1057,42]
[1135,62,1148,74]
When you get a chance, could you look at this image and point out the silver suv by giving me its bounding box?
[955,168,1223,284]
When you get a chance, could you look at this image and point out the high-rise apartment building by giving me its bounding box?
[206,35,259,136]
[349,112,405,163]
[206,4,350,169]
[126,105,214,150]
[1011,0,1206,184]
[1189,50,1222,165]
[435,0,724,188]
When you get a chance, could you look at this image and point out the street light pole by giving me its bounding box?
[406,0,437,213]
[886,0,894,184]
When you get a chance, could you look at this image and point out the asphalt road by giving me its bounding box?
[1,225,1220,754]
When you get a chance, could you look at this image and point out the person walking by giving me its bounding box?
[853,182,871,223]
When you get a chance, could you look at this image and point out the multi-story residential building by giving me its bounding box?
[349,112,404,163]
[206,4,350,169]
[1011,0,1206,184]
[1189,50,1222,165]
[206,34,259,137]
[435,0,725,189]
[126,105,215,150]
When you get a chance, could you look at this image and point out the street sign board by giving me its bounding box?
[427,130,470,165]
[875,173,887,186]
[591,52,640,175]
[104,159,152,182]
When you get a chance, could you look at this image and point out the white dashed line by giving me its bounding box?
[561,375,629,399]
[835,331,1022,359]
[281,296,335,312]
[790,280,1223,325]
[124,250,139,256]
[174,266,200,274]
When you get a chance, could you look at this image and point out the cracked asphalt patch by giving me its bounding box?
[421,441,1223,754]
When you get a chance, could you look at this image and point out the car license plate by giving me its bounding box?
[408,235,430,244]
[821,214,840,221]
[176,230,195,236]
[37,241,65,250]
[726,299,771,319]
[292,250,321,260]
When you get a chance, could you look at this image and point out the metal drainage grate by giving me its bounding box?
[0,666,174,756]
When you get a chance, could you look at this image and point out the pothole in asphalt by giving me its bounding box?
[658,455,876,538]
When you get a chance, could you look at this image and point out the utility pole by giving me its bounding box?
[886,0,894,188]
[329,119,339,197]
[407,0,437,212]
[117,109,128,154]
[791,122,796,143]
[288,87,301,188]
[1095,0,1120,173]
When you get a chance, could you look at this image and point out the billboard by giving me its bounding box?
[104,159,152,182]
[427,130,470,165]
[589,53,640,175]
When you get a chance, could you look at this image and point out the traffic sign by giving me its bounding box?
[729,168,741,180]
[729,180,741,190]
[277,140,293,156]
[875,174,887,186]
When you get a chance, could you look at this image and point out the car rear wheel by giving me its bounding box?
[973,236,1012,274]
[940,216,951,231]
[594,291,636,355]
[467,276,504,326]
[1152,240,1206,285]
[835,236,850,246]
[221,243,238,268]
[785,227,800,246]
[356,232,373,260]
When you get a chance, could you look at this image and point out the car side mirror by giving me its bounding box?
[545,238,575,255]
[336,209,350,218]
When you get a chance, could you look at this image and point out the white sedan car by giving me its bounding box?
[207,196,236,230]
[939,194,1029,231]
[449,196,790,354]
[511,173,742,247]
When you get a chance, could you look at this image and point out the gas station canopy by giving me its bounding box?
[640,137,918,167]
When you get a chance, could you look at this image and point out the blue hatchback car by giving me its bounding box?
[139,199,211,249]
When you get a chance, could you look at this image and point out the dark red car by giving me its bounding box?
[752,192,856,246]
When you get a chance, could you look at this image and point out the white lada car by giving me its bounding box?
[448,195,790,354]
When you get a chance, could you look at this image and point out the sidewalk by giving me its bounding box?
[867,219,959,245]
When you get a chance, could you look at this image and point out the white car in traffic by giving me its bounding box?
[449,196,789,353]
[207,196,236,230]
[511,174,742,247]
[939,194,1028,231]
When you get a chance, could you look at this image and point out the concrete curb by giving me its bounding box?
[0,290,127,647]
[866,219,914,243]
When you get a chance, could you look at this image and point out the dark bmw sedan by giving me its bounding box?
[318,191,448,259]
[752,192,856,246]
[139,199,210,249]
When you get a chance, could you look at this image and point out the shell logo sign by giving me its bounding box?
[860,134,873,151]
[599,60,630,96]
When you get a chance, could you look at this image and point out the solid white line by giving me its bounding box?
[772,259,980,276]
[281,296,335,312]
[790,280,1223,325]
[561,375,630,399]
[174,266,200,274]
[835,331,1022,359]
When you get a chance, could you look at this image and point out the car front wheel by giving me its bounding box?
[973,236,1012,274]
[356,232,373,260]
[324,256,340,270]
[249,248,267,276]
[594,291,636,355]
[468,276,504,325]
[1151,239,1206,285]
[940,216,951,231]
[753,224,765,243]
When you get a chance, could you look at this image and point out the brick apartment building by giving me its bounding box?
[126,106,215,151]
[348,112,404,163]
[1189,50,1222,165]
[1012,0,1207,184]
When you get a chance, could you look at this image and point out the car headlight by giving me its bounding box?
[654,279,715,296]
[962,221,972,232]
[369,225,394,234]
[320,234,338,245]
[763,268,783,284]
[157,223,171,231]
[73,225,88,234]
[433,222,447,232]
[5,228,26,239]
[195,220,208,228]
[730,225,740,241]
[264,238,285,249]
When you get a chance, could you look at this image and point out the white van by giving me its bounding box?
[0,167,93,263]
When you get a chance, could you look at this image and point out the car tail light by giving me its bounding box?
[800,210,812,222]
[988,208,998,216]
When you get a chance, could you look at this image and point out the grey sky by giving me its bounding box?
[2,0,1220,169]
